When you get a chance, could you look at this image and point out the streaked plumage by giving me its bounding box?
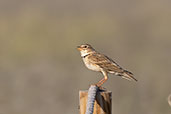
[77,44,137,87]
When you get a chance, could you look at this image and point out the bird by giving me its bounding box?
[77,44,137,87]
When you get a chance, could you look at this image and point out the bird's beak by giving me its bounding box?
[77,46,81,51]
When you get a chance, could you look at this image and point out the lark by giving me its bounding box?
[77,44,137,87]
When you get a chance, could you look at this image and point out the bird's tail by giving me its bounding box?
[121,70,138,82]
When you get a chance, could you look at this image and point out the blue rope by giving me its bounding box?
[85,85,99,114]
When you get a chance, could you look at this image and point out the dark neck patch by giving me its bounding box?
[81,54,90,58]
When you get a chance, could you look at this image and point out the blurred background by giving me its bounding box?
[0,0,171,114]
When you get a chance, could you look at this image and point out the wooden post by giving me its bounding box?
[79,88,112,114]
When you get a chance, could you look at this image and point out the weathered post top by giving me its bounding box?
[79,86,112,114]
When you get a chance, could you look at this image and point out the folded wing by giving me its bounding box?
[87,53,137,81]
[87,53,123,73]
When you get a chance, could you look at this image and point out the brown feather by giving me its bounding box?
[87,53,123,73]
[122,70,138,81]
[87,53,138,81]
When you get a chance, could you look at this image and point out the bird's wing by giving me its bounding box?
[87,53,137,81]
[87,53,123,73]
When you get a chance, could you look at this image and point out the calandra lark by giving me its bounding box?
[77,44,137,87]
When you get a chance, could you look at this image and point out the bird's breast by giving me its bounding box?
[82,58,101,72]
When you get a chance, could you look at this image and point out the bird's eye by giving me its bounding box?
[84,45,88,48]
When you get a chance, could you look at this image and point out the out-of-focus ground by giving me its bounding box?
[0,0,171,114]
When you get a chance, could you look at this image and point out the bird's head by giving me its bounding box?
[77,44,95,56]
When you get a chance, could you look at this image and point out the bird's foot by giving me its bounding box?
[88,84,107,92]
[98,86,107,91]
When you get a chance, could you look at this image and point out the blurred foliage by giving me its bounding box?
[0,0,171,114]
